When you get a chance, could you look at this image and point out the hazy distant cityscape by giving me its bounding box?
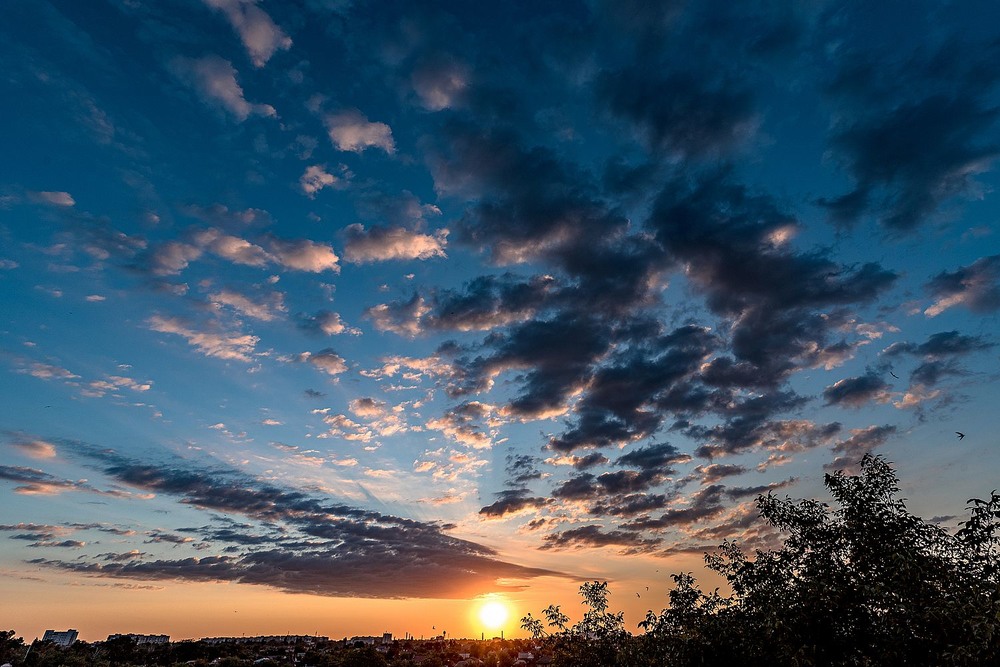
[2,629,545,667]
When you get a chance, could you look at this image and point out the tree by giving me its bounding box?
[526,455,1000,666]
[0,631,25,665]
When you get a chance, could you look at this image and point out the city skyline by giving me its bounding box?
[3,0,1000,642]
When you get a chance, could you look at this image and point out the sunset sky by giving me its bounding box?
[3,0,1000,642]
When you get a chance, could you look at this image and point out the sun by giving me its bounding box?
[479,600,509,629]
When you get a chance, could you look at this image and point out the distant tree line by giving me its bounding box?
[520,455,1000,666]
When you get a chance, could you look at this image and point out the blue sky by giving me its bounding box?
[2,0,1000,640]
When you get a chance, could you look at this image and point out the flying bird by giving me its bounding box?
[956,432,965,440]
[636,593,640,598]
[889,370,899,379]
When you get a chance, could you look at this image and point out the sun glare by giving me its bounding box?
[479,600,508,629]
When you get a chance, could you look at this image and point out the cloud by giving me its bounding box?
[819,37,1000,230]
[10,439,58,459]
[267,237,340,273]
[615,442,691,472]
[411,56,469,110]
[19,362,79,381]
[0,465,126,497]
[341,224,448,263]
[84,375,153,398]
[183,204,273,229]
[299,165,338,198]
[540,525,661,554]
[825,425,897,472]
[479,489,549,519]
[597,70,757,158]
[28,191,75,207]
[29,447,566,598]
[209,288,286,321]
[299,310,359,336]
[623,485,729,531]
[172,55,277,121]
[296,349,347,376]
[925,255,1000,317]
[193,228,270,267]
[325,110,395,154]
[148,315,258,362]
[426,402,495,449]
[823,372,892,408]
[364,295,431,337]
[694,464,748,485]
[144,241,204,276]
[203,0,291,67]
[372,274,557,335]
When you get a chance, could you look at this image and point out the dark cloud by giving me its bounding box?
[144,530,195,545]
[882,331,993,388]
[298,310,356,336]
[823,372,891,408]
[504,453,542,486]
[478,489,549,519]
[884,330,993,359]
[448,311,610,421]
[30,446,566,597]
[623,485,728,530]
[651,174,895,385]
[0,464,131,497]
[824,424,897,473]
[616,442,690,471]
[429,122,630,266]
[587,493,671,518]
[597,70,756,159]
[548,325,718,453]
[820,35,1000,230]
[693,463,747,484]
[925,255,1000,316]
[540,525,662,554]
[29,539,85,548]
[570,453,610,470]
[724,477,797,500]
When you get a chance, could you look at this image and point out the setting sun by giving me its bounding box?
[478,601,509,630]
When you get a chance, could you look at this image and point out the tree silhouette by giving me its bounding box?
[525,454,1000,666]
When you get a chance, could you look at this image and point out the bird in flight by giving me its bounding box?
[636,593,640,598]
[956,432,966,440]
[889,370,899,379]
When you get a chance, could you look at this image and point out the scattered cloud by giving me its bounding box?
[325,110,395,154]
[172,55,277,121]
[203,0,291,67]
[299,165,338,198]
[341,224,448,263]
[148,315,258,362]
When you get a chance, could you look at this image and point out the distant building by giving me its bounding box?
[41,630,78,647]
[348,634,392,646]
[107,634,170,645]
[201,635,325,646]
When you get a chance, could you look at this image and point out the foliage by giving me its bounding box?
[524,454,1000,666]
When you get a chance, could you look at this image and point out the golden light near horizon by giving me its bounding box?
[478,600,509,630]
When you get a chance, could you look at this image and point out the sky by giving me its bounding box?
[2,0,1000,642]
